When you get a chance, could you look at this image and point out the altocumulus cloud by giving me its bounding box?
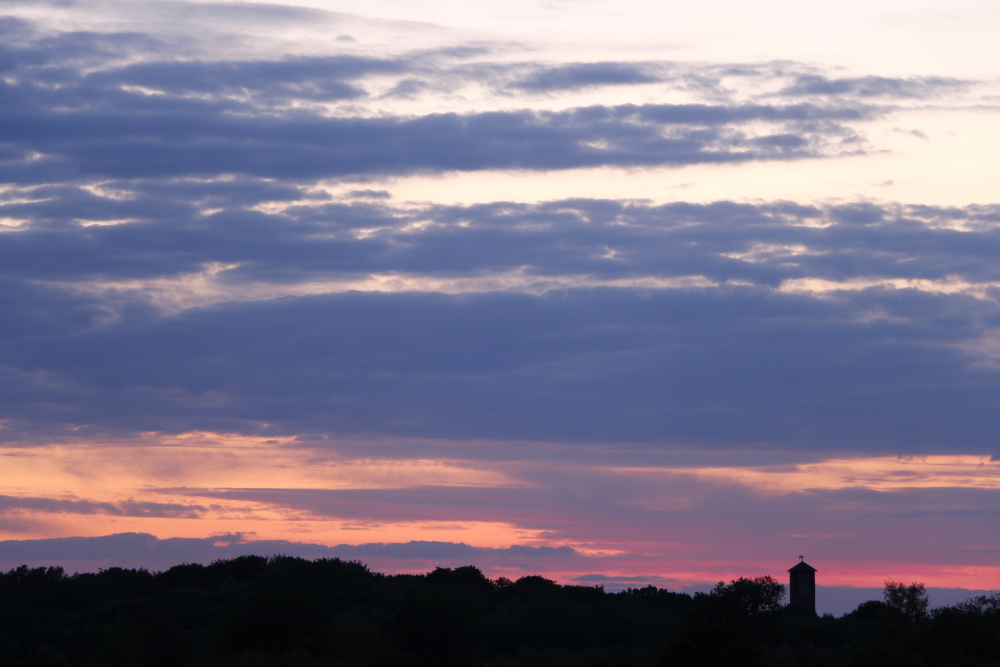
[0,17,925,188]
[3,193,1000,455]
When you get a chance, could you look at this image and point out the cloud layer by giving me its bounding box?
[1,0,998,594]
[4,195,1000,454]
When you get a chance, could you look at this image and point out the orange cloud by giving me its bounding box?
[613,455,1000,494]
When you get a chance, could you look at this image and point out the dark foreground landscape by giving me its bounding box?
[1,556,998,666]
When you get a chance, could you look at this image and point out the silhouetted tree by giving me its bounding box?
[710,575,787,615]
[951,592,1000,615]
[3,558,1000,666]
[883,580,928,621]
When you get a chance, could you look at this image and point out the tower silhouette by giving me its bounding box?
[788,557,817,614]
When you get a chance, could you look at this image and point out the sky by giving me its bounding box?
[1,0,999,615]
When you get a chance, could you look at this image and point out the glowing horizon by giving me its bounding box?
[2,434,996,592]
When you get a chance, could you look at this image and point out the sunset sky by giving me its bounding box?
[2,0,999,614]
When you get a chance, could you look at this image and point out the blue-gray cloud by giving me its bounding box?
[0,532,583,573]
[0,20,900,187]
[4,283,998,451]
[0,98,866,184]
[9,197,1000,285]
[778,74,967,99]
[88,56,398,102]
[3,198,1000,454]
[511,62,663,91]
[0,14,996,461]
[0,495,204,518]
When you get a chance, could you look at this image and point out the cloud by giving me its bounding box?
[0,532,585,574]
[0,100,868,184]
[148,476,1000,574]
[0,21,909,189]
[0,494,204,518]
[3,0,341,37]
[328,541,579,560]
[778,74,968,99]
[0,532,279,570]
[14,197,1000,287]
[4,195,1000,453]
[511,62,663,91]
[1,473,996,591]
[4,14,981,200]
[88,56,396,103]
[573,573,677,586]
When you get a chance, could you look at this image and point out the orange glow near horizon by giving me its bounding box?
[1,434,998,590]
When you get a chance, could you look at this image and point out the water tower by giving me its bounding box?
[788,557,817,614]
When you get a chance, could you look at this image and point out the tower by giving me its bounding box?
[788,557,817,614]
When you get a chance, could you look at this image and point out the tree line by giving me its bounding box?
[0,557,997,665]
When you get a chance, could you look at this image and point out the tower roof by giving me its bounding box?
[788,560,817,572]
